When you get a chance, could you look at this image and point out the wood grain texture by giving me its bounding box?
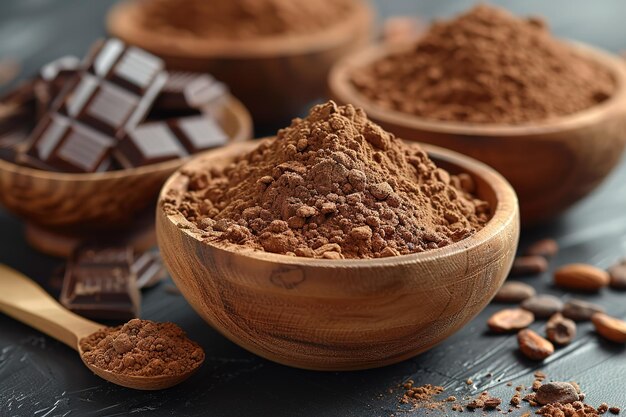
[0,96,252,232]
[156,140,520,371]
[107,0,374,126]
[329,42,626,226]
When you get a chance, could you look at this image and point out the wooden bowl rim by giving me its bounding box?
[0,95,252,183]
[159,138,519,268]
[329,40,626,137]
[107,0,374,59]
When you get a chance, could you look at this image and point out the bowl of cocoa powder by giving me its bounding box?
[107,0,374,126]
[156,101,519,371]
[329,5,626,226]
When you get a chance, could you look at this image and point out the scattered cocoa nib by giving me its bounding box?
[510,256,549,277]
[525,238,559,258]
[537,401,601,417]
[532,379,543,391]
[510,393,522,406]
[562,299,605,321]
[494,281,536,303]
[484,398,502,409]
[610,406,621,414]
[546,313,577,345]
[518,329,554,360]
[466,399,484,410]
[488,308,535,333]
[521,295,564,318]
[535,382,579,405]
[599,404,610,414]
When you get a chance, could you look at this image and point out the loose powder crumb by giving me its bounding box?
[171,101,489,259]
[140,0,355,40]
[80,319,204,377]
[351,5,615,124]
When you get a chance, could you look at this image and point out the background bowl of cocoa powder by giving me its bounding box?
[107,0,374,127]
[156,139,519,371]
[329,42,626,226]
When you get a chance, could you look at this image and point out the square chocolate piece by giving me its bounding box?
[58,74,139,137]
[87,38,164,96]
[169,115,228,153]
[60,244,140,321]
[115,122,188,168]
[25,114,115,173]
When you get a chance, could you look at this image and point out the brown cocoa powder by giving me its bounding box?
[351,5,614,124]
[140,0,355,40]
[172,101,489,259]
[80,319,204,377]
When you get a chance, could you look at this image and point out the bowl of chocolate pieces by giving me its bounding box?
[0,38,252,250]
[107,0,374,126]
[329,5,626,225]
[156,101,519,371]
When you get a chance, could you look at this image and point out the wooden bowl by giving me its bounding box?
[156,139,520,371]
[107,0,374,126]
[0,96,252,233]
[329,42,626,226]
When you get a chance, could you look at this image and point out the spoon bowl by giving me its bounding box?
[0,264,203,390]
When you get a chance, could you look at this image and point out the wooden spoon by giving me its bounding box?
[0,264,201,390]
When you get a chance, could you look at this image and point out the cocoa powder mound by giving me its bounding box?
[140,0,355,40]
[351,5,615,124]
[80,319,204,377]
[172,101,489,259]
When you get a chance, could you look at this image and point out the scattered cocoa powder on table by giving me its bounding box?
[139,0,356,40]
[351,5,615,124]
[172,101,489,259]
[80,319,204,377]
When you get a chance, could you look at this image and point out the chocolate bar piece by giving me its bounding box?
[60,244,140,321]
[115,122,188,168]
[132,249,167,289]
[168,115,228,153]
[154,72,228,113]
[23,114,115,172]
[24,39,168,172]
[86,39,165,96]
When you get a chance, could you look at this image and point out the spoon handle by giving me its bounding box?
[0,264,102,350]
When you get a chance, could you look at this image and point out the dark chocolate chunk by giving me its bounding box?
[86,39,165,96]
[24,39,168,172]
[24,114,115,172]
[58,74,140,137]
[154,71,227,112]
[115,122,187,168]
[169,115,228,152]
[60,244,140,321]
[132,249,167,289]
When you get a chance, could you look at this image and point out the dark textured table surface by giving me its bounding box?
[1,1,626,416]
